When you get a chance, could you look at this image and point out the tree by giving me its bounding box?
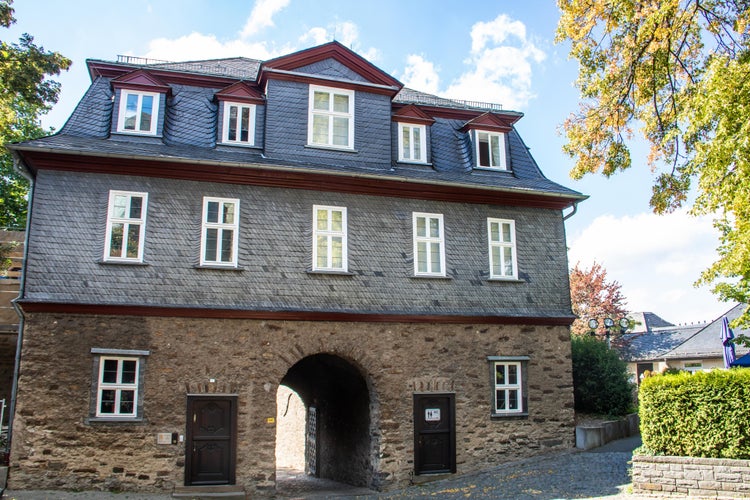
[556,1,750,325]
[569,261,629,337]
[571,335,634,416]
[0,0,70,228]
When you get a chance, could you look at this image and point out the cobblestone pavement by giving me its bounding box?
[3,436,671,500]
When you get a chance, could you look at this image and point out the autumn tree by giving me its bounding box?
[556,1,750,325]
[0,0,70,228]
[569,261,629,337]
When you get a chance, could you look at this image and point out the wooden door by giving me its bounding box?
[413,393,456,475]
[185,396,237,485]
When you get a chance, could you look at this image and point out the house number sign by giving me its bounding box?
[425,408,441,422]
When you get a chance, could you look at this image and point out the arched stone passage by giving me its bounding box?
[279,353,372,488]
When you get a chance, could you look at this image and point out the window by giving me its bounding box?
[488,218,517,279]
[475,131,507,169]
[683,361,703,373]
[104,190,148,263]
[90,348,148,421]
[413,212,445,277]
[117,90,160,135]
[221,102,255,145]
[201,197,239,267]
[308,85,354,149]
[398,123,427,162]
[313,205,347,271]
[488,356,528,416]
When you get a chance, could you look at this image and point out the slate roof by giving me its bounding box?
[619,304,750,361]
[628,311,675,333]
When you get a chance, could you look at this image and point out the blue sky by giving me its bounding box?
[6,0,730,324]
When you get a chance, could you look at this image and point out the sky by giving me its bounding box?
[4,0,732,325]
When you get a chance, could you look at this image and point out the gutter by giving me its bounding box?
[9,143,589,205]
[563,202,579,220]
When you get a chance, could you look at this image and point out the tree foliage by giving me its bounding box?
[571,335,634,416]
[0,0,70,228]
[556,0,750,324]
[569,261,629,336]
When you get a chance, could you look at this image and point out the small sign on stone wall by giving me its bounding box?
[156,433,172,445]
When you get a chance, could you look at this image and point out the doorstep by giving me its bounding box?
[172,484,246,499]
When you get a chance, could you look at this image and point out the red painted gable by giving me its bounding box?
[215,81,265,105]
[111,69,171,94]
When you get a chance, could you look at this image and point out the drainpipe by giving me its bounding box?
[6,154,35,464]
[563,202,579,221]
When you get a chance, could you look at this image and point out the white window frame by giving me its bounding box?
[95,356,140,418]
[307,85,354,149]
[312,205,348,272]
[397,123,427,163]
[487,218,518,280]
[200,197,240,267]
[221,101,256,146]
[104,190,148,263]
[116,90,160,135]
[412,212,446,277]
[493,361,524,415]
[474,130,508,170]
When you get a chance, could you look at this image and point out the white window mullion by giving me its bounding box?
[312,205,347,272]
[104,190,148,263]
[488,218,518,279]
[413,212,445,277]
[201,197,239,267]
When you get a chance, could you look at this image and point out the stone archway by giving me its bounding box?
[277,353,373,488]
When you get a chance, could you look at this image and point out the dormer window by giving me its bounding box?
[117,91,160,135]
[398,123,427,163]
[308,85,354,149]
[221,102,256,146]
[475,131,507,170]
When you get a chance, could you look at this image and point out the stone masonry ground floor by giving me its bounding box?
[9,313,575,497]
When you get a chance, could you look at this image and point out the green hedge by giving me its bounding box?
[571,335,633,415]
[640,369,750,459]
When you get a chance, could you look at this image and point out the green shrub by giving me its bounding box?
[640,369,750,459]
[571,335,634,415]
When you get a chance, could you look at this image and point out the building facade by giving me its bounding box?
[8,42,585,496]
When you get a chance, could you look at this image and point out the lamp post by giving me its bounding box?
[587,317,630,348]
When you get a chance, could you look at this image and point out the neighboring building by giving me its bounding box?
[0,230,23,428]
[620,304,750,382]
[7,42,585,496]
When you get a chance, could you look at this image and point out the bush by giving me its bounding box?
[571,335,634,416]
[640,369,750,459]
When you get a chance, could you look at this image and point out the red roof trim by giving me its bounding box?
[261,69,400,97]
[88,60,241,89]
[111,69,171,93]
[16,150,582,210]
[392,104,435,125]
[16,301,575,326]
[461,112,518,133]
[261,41,403,89]
[215,81,265,104]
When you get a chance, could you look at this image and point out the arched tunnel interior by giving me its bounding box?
[278,353,373,487]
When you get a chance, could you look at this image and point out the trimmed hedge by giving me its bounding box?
[640,369,750,459]
[571,335,633,415]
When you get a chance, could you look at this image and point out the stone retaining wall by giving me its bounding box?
[632,454,750,498]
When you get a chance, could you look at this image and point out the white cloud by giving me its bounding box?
[401,55,440,94]
[299,21,379,61]
[240,0,290,39]
[568,210,729,324]
[442,14,545,109]
[144,32,283,61]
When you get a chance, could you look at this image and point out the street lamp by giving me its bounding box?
[586,317,630,348]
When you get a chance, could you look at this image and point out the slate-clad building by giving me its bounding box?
[8,42,586,496]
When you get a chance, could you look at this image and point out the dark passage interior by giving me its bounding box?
[279,353,372,487]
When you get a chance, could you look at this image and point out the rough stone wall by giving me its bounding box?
[9,313,574,496]
[632,455,750,498]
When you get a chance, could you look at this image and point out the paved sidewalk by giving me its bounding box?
[3,436,660,499]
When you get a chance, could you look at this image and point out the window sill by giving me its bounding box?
[112,131,162,139]
[305,144,358,154]
[194,264,244,271]
[473,166,511,173]
[99,260,149,266]
[490,412,528,420]
[307,269,355,276]
[397,160,432,167]
[410,275,453,280]
[86,416,146,425]
[218,141,259,148]
[485,278,525,283]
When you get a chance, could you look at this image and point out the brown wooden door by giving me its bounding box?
[186,396,237,485]
[413,393,456,475]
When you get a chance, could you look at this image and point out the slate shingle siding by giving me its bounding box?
[164,85,217,148]
[110,88,167,139]
[24,170,572,317]
[264,79,392,170]
[216,101,266,149]
[60,77,113,139]
[296,60,368,82]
